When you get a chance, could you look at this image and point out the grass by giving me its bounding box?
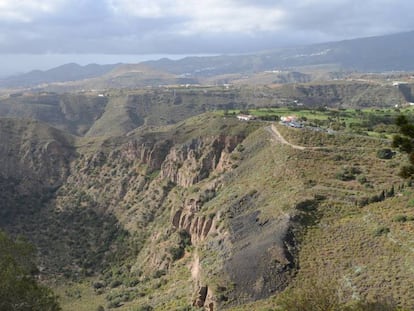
[54,280,107,311]
[219,106,414,138]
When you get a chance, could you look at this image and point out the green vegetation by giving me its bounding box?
[276,276,402,311]
[3,96,414,310]
[0,230,60,311]
[335,166,361,181]
[220,106,414,137]
[393,115,414,177]
[169,230,192,261]
[377,148,395,159]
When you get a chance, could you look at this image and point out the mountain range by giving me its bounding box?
[2,31,414,90]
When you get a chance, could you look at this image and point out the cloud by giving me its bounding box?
[0,0,413,55]
[107,0,285,34]
[0,0,65,22]
[281,0,414,37]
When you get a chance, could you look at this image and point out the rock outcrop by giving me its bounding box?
[172,209,215,244]
[161,135,242,187]
[120,138,173,171]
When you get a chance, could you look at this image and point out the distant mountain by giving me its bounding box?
[0,63,118,88]
[144,31,414,76]
[2,31,414,90]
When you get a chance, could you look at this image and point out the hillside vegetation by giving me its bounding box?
[0,82,413,138]
[0,80,414,310]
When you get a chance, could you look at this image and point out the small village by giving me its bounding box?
[237,113,304,128]
[236,112,338,136]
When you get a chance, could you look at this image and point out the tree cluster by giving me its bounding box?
[393,115,414,178]
[0,230,60,311]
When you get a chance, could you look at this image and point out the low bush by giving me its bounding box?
[276,277,401,311]
[393,215,407,222]
[132,305,153,311]
[374,226,390,236]
[377,149,395,160]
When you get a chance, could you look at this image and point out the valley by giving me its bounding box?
[1,78,414,311]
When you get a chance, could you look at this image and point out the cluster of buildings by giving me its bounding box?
[280,115,303,128]
[236,114,256,121]
[235,113,304,129]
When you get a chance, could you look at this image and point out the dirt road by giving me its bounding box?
[266,124,307,150]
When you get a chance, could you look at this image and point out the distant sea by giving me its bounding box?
[0,53,216,78]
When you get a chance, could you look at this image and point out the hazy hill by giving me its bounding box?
[145,31,414,75]
[0,63,118,88]
[2,31,414,90]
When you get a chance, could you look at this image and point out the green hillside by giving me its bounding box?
[0,81,414,310]
[0,108,412,310]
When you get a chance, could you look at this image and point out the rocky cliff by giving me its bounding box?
[0,116,311,309]
[1,110,411,311]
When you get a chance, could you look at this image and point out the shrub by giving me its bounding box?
[344,299,399,311]
[107,298,122,309]
[110,279,122,288]
[236,144,245,152]
[357,175,368,185]
[336,167,360,181]
[377,148,395,159]
[169,246,185,261]
[132,305,153,311]
[168,229,192,261]
[175,306,197,311]
[93,281,106,289]
[276,277,400,311]
[333,154,344,161]
[393,215,407,222]
[276,278,342,311]
[374,226,390,236]
[152,269,166,279]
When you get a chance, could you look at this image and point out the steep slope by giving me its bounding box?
[1,111,414,311]
[0,93,108,136]
[229,126,414,311]
[0,118,74,219]
[52,114,300,310]
[0,118,128,277]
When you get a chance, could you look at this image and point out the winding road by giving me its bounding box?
[266,124,307,150]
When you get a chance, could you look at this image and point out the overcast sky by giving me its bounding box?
[1,0,413,75]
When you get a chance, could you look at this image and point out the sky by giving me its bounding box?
[0,0,413,76]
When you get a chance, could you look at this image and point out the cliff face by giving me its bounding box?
[57,132,243,229]
[0,115,300,310]
[0,94,107,136]
[0,119,74,183]
[0,119,75,223]
[160,135,241,187]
